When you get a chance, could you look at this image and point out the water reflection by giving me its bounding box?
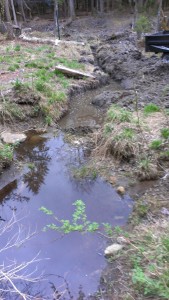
[16,135,51,195]
[0,132,133,299]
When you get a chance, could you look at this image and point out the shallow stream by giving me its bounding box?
[0,82,133,299]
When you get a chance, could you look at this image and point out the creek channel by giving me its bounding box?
[0,82,133,299]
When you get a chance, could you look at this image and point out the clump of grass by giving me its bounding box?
[107,105,132,123]
[143,103,160,115]
[161,128,169,139]
[104,123,114,135]
[159,150,169,161]
[8,64,20,72]
[48,92,66,105]
[137,158,159,181]
[73,165,97,179]
[0,144,14,162]
[35,80,47,92]
[14,44,21,51]
[35,69,53,82]
[45,115,52,126]
[150,139,163,149]
[12,79,24,91]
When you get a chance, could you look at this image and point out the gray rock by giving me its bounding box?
[104,243,123,256]
[1,132,26,144]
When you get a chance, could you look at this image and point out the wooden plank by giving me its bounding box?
[55,65,95,79]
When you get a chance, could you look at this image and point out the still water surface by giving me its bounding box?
[0,132,132,299]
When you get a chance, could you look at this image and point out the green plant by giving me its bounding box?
[8,63,20,71]
[12,79,23,91]
[73,165,97,179]
[115,128,135,140]
[107,105,132,123]
[143,103,160,115]
[56,58,84,70]
[0,144,13,161]
[138,158,150,170]
[104,123,114,135]
[135,15,151,34]
[14,44,21,51]
[48,91,66,104]
[150,139,163,149]
[40,200,100,234]
[27,162,35,170]
[161,128,169,139]
[45,115,52,126]
[103,223,113,237]
[56,73,69,89]
[159,150,169,160]
[35,80,47,92]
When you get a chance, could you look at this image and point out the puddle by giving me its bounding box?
[0,132,132,299]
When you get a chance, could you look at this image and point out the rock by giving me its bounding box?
[117,236,128,244]
[1,132,26,144]
[117,186,125,195]
[104,243,123,256]
[109,176,117,185]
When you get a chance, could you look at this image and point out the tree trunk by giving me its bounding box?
[19,0,26,22]
[157,0,163,31]
[69,0,75,20]
[4,0,11,23]
[99,0,104,14]
[10,0,18,25]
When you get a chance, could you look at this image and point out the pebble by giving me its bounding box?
[117,186,125,195]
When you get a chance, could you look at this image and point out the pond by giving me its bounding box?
[0,131,133,299]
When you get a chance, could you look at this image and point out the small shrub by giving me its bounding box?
[143,103,160,115]
[161,128,169,139]
[40,200,99,234]
[135,15,151,34]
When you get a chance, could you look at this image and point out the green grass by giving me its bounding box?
[12,79,24,91]
[35,80,47,92]
[56,57,84,70]
[107,105,132,123]
[8,64,20,71]
[0,144,13,161]
[56,73,70,89]
[48,91,66,104]
[14,44,21,51]
[150,139,163,149]
[144,103,160,115]
[161,128,169,139]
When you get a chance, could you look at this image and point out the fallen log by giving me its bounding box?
[55,65,95,79]
[19,33,85,46]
